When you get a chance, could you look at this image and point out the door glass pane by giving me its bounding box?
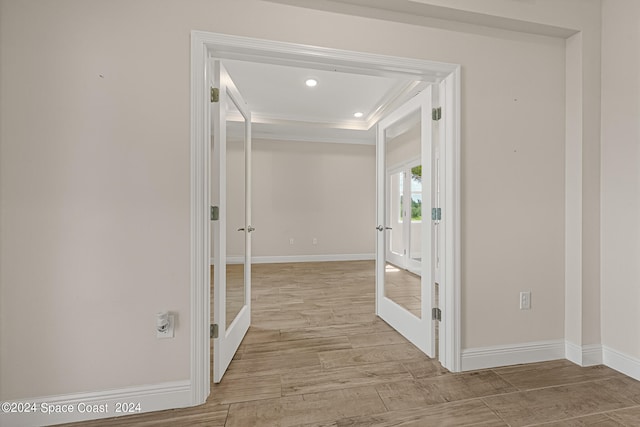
[410,165,422,262]
[384,111,422,318]
[389,172,404,257]
[226,96,246,329]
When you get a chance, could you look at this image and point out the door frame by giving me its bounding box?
[189,30,461,405]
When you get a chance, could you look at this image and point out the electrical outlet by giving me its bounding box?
[289,238,294,245]
[312,238,317,245]
[157,314,175,339]
[520,291,531,310]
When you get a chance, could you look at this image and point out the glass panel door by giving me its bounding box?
[376,86,434,356]
[225,97,245,330]
[211,60,252,383]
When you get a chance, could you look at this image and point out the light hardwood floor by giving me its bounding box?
[64,261,640,426]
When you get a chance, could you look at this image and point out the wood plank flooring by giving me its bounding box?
[63,261,640,426]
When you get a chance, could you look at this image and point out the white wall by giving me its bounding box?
[1,0,197,399]
[405,0,603,362]
[601,0,640,362]
[222,138,376,259]
[1,0,572,403]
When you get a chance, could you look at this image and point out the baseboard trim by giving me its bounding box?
[565,342,603,367]
[461,340,565,371]
[603,346,640,381]
[582,344,603,366]
[1,380,192,427]
[565,341,583,365]
[211,253,375,265]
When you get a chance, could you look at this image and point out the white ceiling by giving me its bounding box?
[222,59,426,145]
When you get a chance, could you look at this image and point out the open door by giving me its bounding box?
[376,86,434,356]
[211,60,252,383]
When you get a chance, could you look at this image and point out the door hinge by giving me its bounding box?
[432,207,442,221]
[211,206,219,221]
[432,307,442,321]
[211,87,219,103]
[210,323,218,339]
[432,107,442,121]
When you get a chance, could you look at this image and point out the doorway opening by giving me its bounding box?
[190,31,461,404]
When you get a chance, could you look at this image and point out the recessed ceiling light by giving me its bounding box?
[354,112,364,118]
[305,78,318,87]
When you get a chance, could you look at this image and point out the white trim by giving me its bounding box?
[461,340,565,371]
[192,30,462,404]
[603,346,640,381]
[247,253,375,263]
[366,81,430,129]
[213,253,375,265]
[189,31,210,406]
[442,67,462,373]
[583,344,604,366]
[565,340,583,365]
[193,31,456,79]
[0,381,191,427]
[565,341,603,367]
[254,132,375,145]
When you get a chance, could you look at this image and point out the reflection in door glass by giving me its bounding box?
[410,165,422,262]
[410,165,422,221]
[390,172,404,257]
[384,114,422,319]
[384,263,422,317]
[225,96,246,329]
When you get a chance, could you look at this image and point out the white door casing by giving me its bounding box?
[191,31,461,405]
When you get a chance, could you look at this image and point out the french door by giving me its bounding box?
[211,60,252,383]
[376,86,434,356]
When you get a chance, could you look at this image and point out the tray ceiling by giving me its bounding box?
[222,59,427,144]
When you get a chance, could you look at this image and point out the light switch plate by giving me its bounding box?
[520,292,531,310]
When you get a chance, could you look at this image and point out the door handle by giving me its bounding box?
[247,226,255,233]
[237,227,245,231]
[376,225,384,231]
[385,227,392,230]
